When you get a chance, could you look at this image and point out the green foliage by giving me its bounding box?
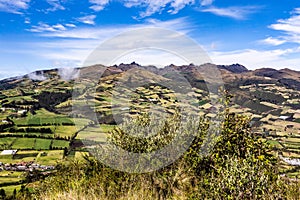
[17,94,300,199]
[109,112,182,153]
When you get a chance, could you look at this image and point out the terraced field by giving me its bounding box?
[0,63,300,196]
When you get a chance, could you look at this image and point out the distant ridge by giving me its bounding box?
[217,63,249,74]
[0,63,299,88]
[0,62,300,115]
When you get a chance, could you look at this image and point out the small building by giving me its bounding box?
[279,115,294,121]
[279,116,290,120]
[149,98,158,103]
[120,107,130,111]
[17,166,26,171]
[0,150,18,155]
[17,110,27,115]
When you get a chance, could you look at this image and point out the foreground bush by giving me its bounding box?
[13,104,300,200]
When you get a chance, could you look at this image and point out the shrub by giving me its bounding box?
[21,96,300,199]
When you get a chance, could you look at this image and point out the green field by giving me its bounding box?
[13,109,74,126]
[0,149,66,165]
[0,185,23,195]
[1,132,52,139]
[0,150,38,164]
[0,171,24,185]
[0,137,16,147]
[0,154,13,163]
[34,139,51,150]
[11,138,35,149]
[73,118,93,128]
[13,151,39,160]
[51,140,69,148]
[54,126,77,137]
[36,150,64,165]
[76,124,114,142]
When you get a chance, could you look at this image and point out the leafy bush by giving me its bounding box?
[15,95,300,200]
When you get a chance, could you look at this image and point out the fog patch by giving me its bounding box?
[58,67,79,81]
[28,72,47,81]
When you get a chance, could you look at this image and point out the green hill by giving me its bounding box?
[0,63,299,199]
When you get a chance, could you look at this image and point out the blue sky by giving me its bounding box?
[0,0,300,78]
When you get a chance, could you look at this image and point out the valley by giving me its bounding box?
[0,63,300,195]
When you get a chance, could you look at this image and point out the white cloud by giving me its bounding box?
[124,0,195,18]
[27,22,67,33]
[260,37,286,46]
[46,0,65,12]
[58,67,79,81]
[169,0,195,14]
[210,48,300,70]
[268,8,300,44]
[24,17,30,24]
[40,17,192,39]
[0,0,31,14]
[89,0,110,11]
[25,18,195,68]
[200,0,213,6]
[65,23,76,28]
[0,70,25,80]
[76,15,96,25]
[41,28,119,39]
[201,6,259,20]
[28,72,47,81]
[52,24,67,31]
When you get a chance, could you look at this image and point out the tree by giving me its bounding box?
[12,189,17,198]
[0,189,6,199]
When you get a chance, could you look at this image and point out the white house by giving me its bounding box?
[0,150,18,155]
[18,110,27,115]
[279,116,290,120]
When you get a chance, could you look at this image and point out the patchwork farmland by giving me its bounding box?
[0,63,300,196]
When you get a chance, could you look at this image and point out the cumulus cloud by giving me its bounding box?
[200,0,213,6]
[169,0,195,14]
[46,0,65,12]
[268,8,300,44]
[121,1,258,19]
[124,0,195,18]
[58,67,79,81]
[24,17,30,24]
[65,23,76,28]
[0,0,31,14]
[76,15,96,25]
[28,72,47,81]
[89,0,110,11]
[210,47,300,70]
[260,37,286,46]
[27,22,67,33]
